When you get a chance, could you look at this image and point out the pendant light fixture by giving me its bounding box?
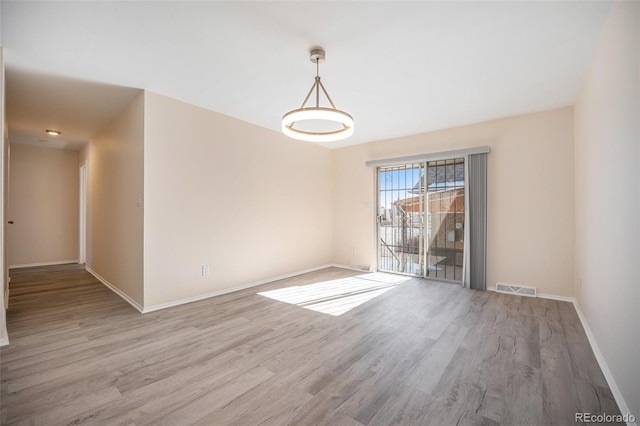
[282,48,354,143]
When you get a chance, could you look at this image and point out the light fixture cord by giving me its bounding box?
[315,58,320,108]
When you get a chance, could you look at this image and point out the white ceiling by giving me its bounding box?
[1,1,611,150]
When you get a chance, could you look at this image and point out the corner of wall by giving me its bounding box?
[85,91,145,308]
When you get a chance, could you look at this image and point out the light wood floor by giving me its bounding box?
[0,264,620,425]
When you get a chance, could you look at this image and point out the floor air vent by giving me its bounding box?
[495,283,536,297]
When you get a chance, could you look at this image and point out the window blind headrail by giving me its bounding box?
[365,146,491,168]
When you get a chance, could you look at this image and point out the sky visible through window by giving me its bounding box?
[378,167,422,210]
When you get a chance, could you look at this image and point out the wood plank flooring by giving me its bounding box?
[0,264,621,425]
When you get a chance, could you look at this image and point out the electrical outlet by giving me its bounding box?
[202,265,209,276]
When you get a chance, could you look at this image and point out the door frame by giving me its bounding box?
[78,162,86,265]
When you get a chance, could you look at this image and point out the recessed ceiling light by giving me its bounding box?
[45,129,62,136]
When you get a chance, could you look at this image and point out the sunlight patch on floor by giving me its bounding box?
[257,272,411,316]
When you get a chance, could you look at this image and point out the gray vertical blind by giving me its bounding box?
[467,153,487,290]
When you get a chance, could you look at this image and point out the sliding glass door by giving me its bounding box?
[377,158,466,283]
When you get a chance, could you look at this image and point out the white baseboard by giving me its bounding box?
[9,260,79,269]
[486,285,575,303]
[0,298,8,345]
[85,266,144,313]
[142,264,340,313]
[330,263,374,273]
[536,292,575,303]
[573,300,637,426]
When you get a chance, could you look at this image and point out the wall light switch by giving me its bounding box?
[202,265,210,276]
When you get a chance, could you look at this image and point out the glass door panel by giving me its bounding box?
[377,163,424,276]
[425,158,465,282]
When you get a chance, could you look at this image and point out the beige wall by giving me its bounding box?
[84,92,144,307]
[1,46,8,345]
[7,144,78,266]
[332,107,575,297]
[574,1,639,418]
[143,92,333,307]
